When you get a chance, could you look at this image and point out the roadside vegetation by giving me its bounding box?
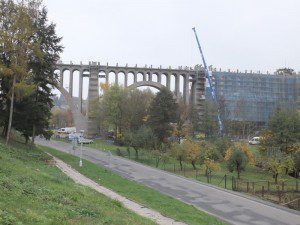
[79,84,299,208]
[0,137,156,225]
[40,145,227,225]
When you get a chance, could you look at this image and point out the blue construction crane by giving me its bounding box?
[192,27,224,135]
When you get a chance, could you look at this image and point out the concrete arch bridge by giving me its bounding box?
[54,61,205,137]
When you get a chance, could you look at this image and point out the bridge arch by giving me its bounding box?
[127,81,165,91]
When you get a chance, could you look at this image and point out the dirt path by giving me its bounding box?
[52,155,186,225]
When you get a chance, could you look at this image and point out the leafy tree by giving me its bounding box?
[96,85,154,139]
[50,108,73,129]
[264,152,294,184]
[0,0,41,144]
[124,125,156,159]
[225,143,255,166]
[214,137,232,157]
[16,6,62,144]
[0,1,62,144]
[124,89,154,132]
[148,88,179,143]
[199,141,221,177]
[260,109,300,154]
[225,145,249,178]
[169,142,185,171]
[182,139,200,170]
[292,150,300,178]
[101,84,126,138]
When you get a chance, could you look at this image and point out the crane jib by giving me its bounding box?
[192,27,224,135]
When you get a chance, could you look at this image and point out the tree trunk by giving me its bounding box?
[237,164,241,179]
[2,123,7,137]
[155,157,160,168]
[25,135,29,144]
[6,74,16,145]
[31,125,36,146]
[274,173,278,184]
[179,158,183,171]
[191,161,197,170]
[134,148,139,159]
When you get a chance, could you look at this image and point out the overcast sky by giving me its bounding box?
[44,0,300,98]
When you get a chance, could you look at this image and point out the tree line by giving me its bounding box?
[93,84,299,182]
[0,0,62,144]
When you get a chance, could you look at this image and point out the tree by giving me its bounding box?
[264,152,294,184]
[225,144,253,178]
[0,0,41,144]
[96,85,154,140]
[0,1,62,144]
[124,125,156,159]
[182,139,200,170]
[265,109,300,154]
[101,84,127,140]
[148,88,179,143]
[16,6,62,144]
[214,137,232,157]
[292,150,300,178]
[169,142,185,171]
[199,141,221,177]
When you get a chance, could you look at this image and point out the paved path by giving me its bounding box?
[37,139,300,225]
[52,154,185,225]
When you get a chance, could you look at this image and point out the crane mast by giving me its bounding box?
[192,27,224,135]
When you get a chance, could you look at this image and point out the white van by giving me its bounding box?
[249,137,260,145]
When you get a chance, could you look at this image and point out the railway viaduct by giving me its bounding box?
[54,61,206,137]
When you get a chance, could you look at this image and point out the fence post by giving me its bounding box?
[232,176,234,190]
[282,181,285,191]
[267,181,270,192]
[173,164,175,173]
[252,182,255,194]
[183,165,186,176]
[296,181,298,192]
[247,182,249,192]
[262,186,264,198]
[225,174,227,189]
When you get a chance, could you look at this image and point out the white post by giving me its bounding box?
[79,142,83,167]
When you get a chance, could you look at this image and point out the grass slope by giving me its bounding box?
[41,145,227,225]
[0,139,155,225]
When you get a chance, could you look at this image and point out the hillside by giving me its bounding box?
[0,139,154,225]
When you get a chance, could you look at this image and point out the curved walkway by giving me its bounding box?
[52,155,185,225]
[37,139,300,225]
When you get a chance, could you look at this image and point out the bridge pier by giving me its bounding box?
[69,71,73,95]
[86,63,100,137]
[79,71,83,113]
[175,75,180,97]
[183,75,189,103]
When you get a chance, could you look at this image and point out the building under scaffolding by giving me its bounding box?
[206,68,300,124]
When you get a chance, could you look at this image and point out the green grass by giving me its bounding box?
[0,138,155,225]
[41,145,227,225]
